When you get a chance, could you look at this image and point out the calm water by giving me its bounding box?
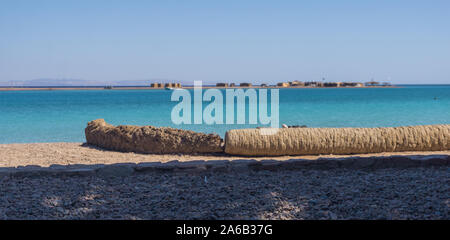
[0,85,449,143]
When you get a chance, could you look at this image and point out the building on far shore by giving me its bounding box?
[230,83,236,87]
[341,82,364,87]
[164,83,182,88]
[289,80,304,87]
[216,83,229,87]
[304,81,323,87]
[323,82,341,87]
[240,83,252,87]
[365,81,380,86]
[151,83,163,88]
[277,82,289,87]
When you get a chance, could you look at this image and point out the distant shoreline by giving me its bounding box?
[0,85,399,91]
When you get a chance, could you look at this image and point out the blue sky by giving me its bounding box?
[0,0,449,84]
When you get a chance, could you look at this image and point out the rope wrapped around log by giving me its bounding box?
[224,125,450,156]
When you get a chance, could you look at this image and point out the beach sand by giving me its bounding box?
[0,142,448,168]
[0,142,448,220]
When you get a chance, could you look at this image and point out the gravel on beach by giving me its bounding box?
[0,167,448,220]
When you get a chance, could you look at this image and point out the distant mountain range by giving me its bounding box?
[0,78,172,87]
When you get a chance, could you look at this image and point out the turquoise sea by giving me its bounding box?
[0,85,449,143]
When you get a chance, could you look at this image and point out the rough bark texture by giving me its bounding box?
[85,119,223,154]
[224,125,450,156]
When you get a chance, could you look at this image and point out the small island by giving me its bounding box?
[148,80,393,89]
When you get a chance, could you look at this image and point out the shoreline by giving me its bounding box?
[0,85,399,91]
[1,142,448,168]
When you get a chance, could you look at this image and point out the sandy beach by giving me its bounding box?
[0,142,448,168]
[0,143,448,220]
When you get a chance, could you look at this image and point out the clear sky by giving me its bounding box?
[1,0,449,84]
